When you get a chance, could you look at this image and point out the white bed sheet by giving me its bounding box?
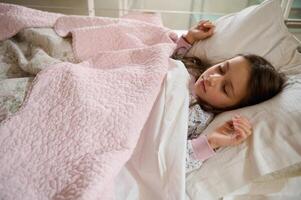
[114,59,190,200]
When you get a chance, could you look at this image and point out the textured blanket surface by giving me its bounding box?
[0,3,177,200]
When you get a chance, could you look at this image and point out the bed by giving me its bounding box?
[0,0,301,200]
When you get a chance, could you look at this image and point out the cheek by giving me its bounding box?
[205,91,230,107]
[207,96,223,106]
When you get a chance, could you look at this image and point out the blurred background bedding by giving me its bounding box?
[0,27,74,121]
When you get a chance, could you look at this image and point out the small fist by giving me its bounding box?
[207,114,253,149]
[184,20,215,44]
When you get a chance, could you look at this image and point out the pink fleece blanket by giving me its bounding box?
[0,3,177,199]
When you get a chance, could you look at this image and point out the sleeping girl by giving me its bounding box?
[172,20,287,173]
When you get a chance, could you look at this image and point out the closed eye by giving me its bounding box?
[218,66,228,95]
[223,85,228,96]
[218,64,230,96]
[218,65,225,74]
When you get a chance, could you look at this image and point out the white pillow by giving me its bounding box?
[185,0,301,199]
[186,0,301,75]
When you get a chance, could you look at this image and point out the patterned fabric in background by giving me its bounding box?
[0,28,74,122]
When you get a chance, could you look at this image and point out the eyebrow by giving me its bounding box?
[225,62,235,97]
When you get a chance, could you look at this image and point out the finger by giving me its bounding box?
[198,20,209,26]
[203,27,214,37]
[234,125,247,138]
[234,128,248,144]
[233,114,249,124]
[198,21,215,30]
[233,118,252,136]
[235,115,252,129]
[233,115,252,131]
[236,119,252,131]
[197,21,208,29]
[233,119,249,132]
[235,127,250,140]
[233,120,252,136]
[199,24,215,32]
[203,22,215,28]
[237,122,253,136]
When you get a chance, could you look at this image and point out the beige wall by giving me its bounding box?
[94,0,119,18]
[0,0,126,18]
[205,0,249,13]
[1,0,88,15]
[138,0,191,29]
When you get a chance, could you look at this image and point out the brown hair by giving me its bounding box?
[172,54,287,114]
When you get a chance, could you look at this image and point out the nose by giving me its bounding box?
[206,74,222,87]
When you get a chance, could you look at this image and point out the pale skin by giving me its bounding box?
[184,20,253,150]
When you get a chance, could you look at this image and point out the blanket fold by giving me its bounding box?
[53,15,178,62]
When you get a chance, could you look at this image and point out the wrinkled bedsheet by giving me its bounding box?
[0,3,182,200]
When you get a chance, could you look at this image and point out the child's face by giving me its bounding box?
[194,56,251,109]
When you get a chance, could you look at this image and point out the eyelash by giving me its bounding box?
[223,85,227,95]
[218,65,224,74]
[218,65,228,95]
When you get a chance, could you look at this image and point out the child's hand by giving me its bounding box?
[207,115,253,149]
[184,20,215,44]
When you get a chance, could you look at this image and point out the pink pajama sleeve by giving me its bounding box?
[191,135,216,161]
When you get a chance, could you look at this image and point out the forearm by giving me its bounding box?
[172,35,192,58]
[183,32,196,45]
[206,134,220,150]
